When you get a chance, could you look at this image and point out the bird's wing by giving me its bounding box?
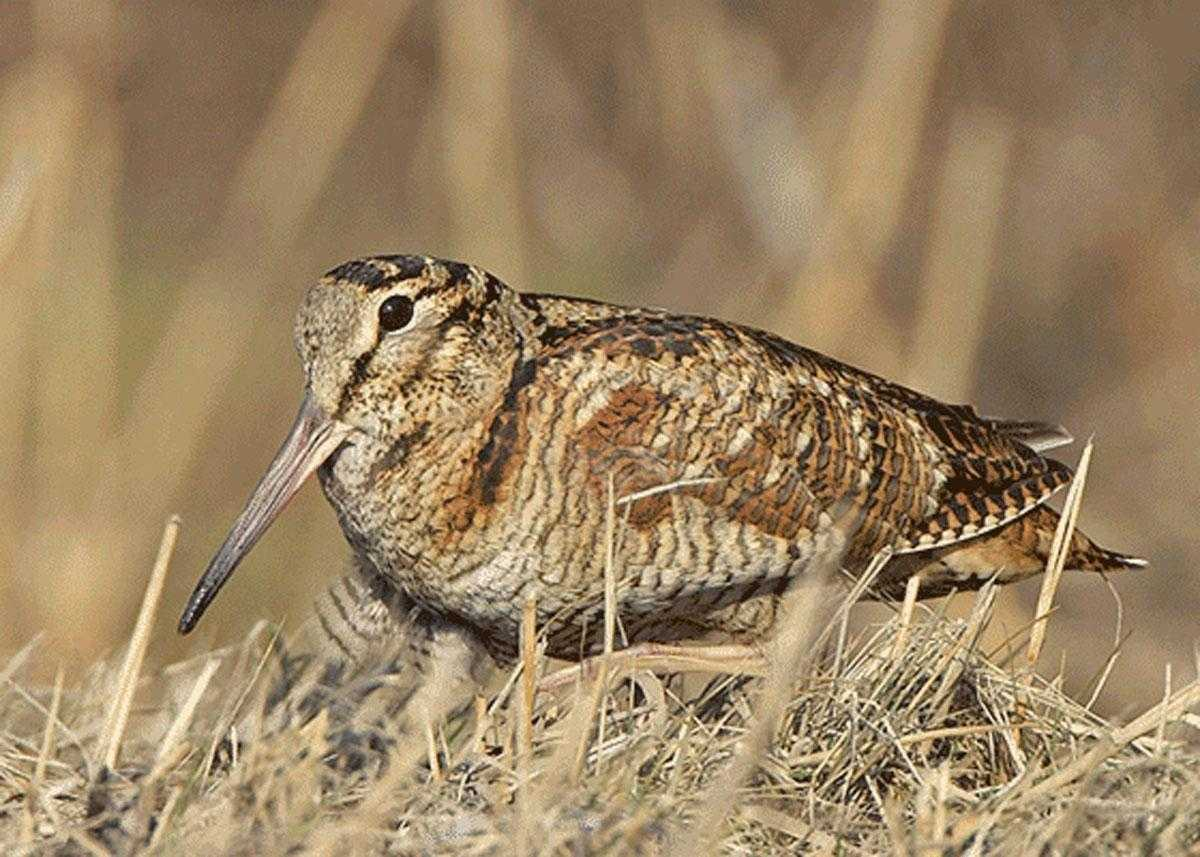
[520,300,1073,562]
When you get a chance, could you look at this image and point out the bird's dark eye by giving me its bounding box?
[378,295,414,332]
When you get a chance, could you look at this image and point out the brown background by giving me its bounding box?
[1,1,1196,717]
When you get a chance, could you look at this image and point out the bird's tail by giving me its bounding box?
[874,504,1145,600]
[1038,506,1148,573]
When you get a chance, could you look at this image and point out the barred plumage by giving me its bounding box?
[181,253,1145,673]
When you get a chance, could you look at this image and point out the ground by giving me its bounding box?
[3,567,1199,855]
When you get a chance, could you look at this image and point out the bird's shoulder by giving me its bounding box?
[515,291,830,394]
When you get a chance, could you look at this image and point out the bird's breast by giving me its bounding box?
[315,428,516,604]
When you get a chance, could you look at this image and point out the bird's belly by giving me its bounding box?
[437,509,834,661]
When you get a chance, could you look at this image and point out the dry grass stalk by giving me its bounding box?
[907,109,1013,400]
[538,642,768,693]
[31,665,63,791]
[616,477,723,508]
[1111,678,1200,747]
[200,621,280,781]
[519,593,538,764]
[668,533,847,856]
[99,514,179,771]
[515,594,539,857]
[1026,439,1094,672]
[892,573,922,661]
[86,1,417,626]
[438,0,528,285]
[20,664,63,844]
[472,694,489,755]
[603,472,618,660]
[1156,663,1173,750]
[0,635,43,699]
[153,658,220,773]
[1082,576,1127,709]
[564,658,611,786]
[4,589,1199,854]
[948,676,1200,846]
[595,473,619,776]
[786,0,956,361]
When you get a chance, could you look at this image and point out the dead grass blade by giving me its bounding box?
[908,109,1013,400]
[1026,440,1094,672]
[99,514,179,771]
[153,658,220,774]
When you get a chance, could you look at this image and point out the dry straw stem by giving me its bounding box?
[99,514,179,772]
[0,634,43,695]
[515,597,539,857]
[76,0,416,630]
[891,572,923,661]
[538,642,767,692]
[439,0,528,285]
[1026,439,1094,672]
[200,620,281,781]
[593,472,619,778]
[152,658,220,774]
[2,482,1195,854]
[32,666,63,790]
[20,665,63,844]
[518,593,539,765]
[787,0,956,361]
[5,576,1200,853]
[950,676,1200,846]
[603,472,618,660]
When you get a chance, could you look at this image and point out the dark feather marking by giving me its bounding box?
[475,339,537,505]
[371,255,428,290]
[484,273,504,304]
[317,610,354,659]
[537,315,642,350]
[319,659,346,687]
[327,580,353,623]
[336,347,376,417]
[444,260,472,287]
[326,259,389,288]
[517,292,548,327]
[529,292,618,308]
[442,297,475,327]
[369,422,430,482]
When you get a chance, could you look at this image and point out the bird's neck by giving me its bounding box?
[316,335,530,571]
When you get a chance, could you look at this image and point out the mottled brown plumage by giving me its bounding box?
[180,255,1144,674]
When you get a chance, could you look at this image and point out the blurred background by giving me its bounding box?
[0,0,1196,717]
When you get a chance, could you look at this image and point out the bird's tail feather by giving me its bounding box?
[873,504,1145,600]
[986,418,1074,453]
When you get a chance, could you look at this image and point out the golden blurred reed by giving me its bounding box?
[1,0,1196,713]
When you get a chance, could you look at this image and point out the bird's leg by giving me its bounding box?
[260,559,496,777]
[538,642,768,693]
[394,594,497,776]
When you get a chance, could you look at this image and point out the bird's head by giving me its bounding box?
[178,255,521,633]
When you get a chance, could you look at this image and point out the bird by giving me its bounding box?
[178,254,1145,705]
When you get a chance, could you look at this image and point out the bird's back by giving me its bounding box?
[512,292,1066,554]
[428,292,1141,657]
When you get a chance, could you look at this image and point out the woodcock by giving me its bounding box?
[179,255,1144,676]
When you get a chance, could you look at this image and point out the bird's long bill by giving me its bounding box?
[178,393,351,634]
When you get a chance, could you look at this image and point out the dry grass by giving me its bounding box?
[2,2,1197,852]
[2,519,1198,855]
